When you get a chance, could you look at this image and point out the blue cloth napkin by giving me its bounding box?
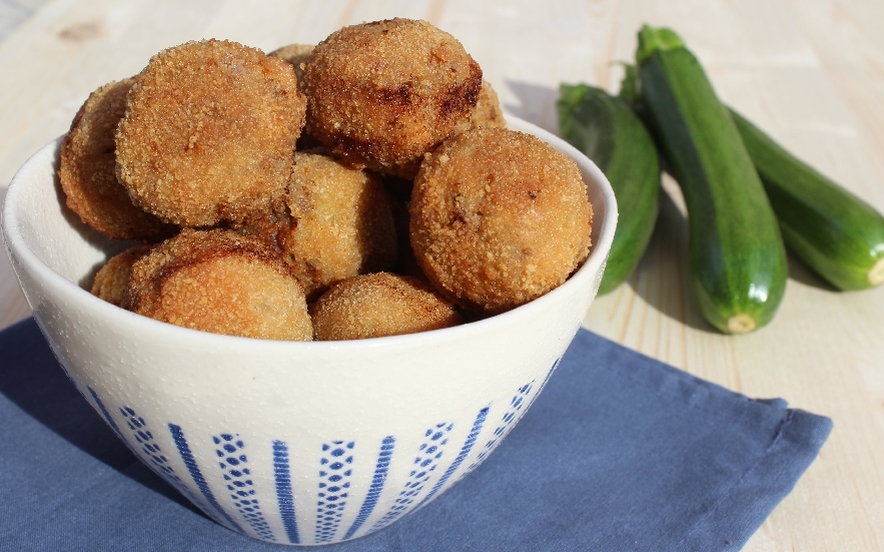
[0,317,831,551]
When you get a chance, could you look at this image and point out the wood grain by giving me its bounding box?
[1,2,882,550]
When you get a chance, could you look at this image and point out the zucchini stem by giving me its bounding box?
[870,258,884,286]
[636,25,684,63]
[727,314,757,334]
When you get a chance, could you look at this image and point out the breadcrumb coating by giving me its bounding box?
[58,79,177,241]
[470,80,505,129]
[302,18,482,179]
[127,229,312,341]
[90,245,151,307]
[410,127,593,313]
[311,272,462,340]
[268,43,314,85]
[278,152,398,299]
[115,39,306,227]
[268,43,323,150]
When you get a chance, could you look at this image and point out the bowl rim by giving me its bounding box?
[2,115,618,353]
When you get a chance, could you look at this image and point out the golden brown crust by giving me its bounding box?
[267,43,314,85]
[241,152,398,301]
[311,272,462,340]
[90,245,152,307]
[65,25,590,338]
[470,80,505,129]
[58,79,177,241]
[127,228,313,340]
[268,43,319,150]
[302,18,482,179]
[115,39,307,227]
[409,127,593,314]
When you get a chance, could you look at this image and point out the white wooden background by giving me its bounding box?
[1,1,883,550]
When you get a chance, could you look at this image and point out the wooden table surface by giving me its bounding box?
[1,1,882,550]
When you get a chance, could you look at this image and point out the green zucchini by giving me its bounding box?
[556,83,661,295]
[730,109,884,290]
[635,25,788,334]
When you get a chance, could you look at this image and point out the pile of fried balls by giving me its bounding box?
[59,18,593,341]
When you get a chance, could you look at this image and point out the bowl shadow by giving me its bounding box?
[0,317,207,519]
[624,187,712,332]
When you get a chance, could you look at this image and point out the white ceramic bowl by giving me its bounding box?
[2,116,617,546]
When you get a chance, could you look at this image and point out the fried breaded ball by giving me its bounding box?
[58,79,177,242]
[302,18,482,179]
[127,228,312,340]
[311,272,462,340]
[410,127,593,314]
[268,43,314,84]
[470,80,505,129]
[116,39,306,228]
[267,152,398,299]
[268,43,321,149]
[91,245,151,307]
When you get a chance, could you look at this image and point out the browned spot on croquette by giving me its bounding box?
[302,18,482,179]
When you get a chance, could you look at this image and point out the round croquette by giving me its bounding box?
[311,272,462,340]
[58,78,177,242]
[127,229,313,341]
[90,245,152,307]
[279,152,398,299]
[409,127,593,313]
[301,18,482,179]
[115,39,306,227]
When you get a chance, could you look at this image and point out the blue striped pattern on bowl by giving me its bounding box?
[82,359,559,545]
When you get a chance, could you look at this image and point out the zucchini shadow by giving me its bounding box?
[624,183,710,332]
[626,182,836,334]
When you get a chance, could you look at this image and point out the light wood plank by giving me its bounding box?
[0,2,882,549]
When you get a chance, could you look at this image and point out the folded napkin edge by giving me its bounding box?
[672,406,833,551]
